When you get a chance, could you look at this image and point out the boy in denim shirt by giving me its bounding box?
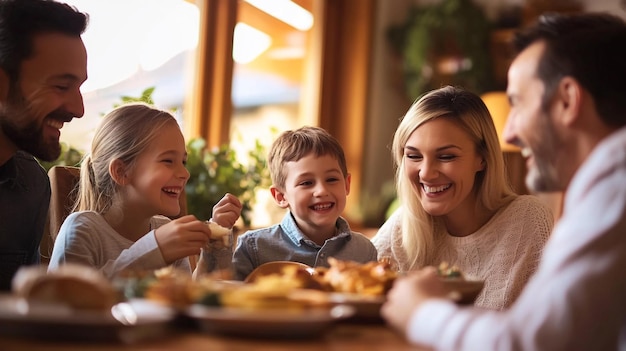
[232,126,377,280]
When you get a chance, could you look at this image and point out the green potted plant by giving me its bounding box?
[185,137,271,227]
[387,0,494,99]
[38,87,271,227]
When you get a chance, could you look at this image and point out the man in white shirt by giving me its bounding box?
[382,12,626,351]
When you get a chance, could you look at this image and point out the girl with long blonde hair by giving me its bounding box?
[49,103,241,278]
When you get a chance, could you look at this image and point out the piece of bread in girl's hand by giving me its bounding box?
[12,264,118,311]
[206,221,231,238]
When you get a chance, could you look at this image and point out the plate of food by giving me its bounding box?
[0,295,175,343]
[437,262,485,305]
[237,258,399,323]
[187,304,354,338]
[0,264,176,343]
[323,292,386,322]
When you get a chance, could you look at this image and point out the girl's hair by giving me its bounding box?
[268,126,348,189]
[392,86,516,268]
[74,103,179,213]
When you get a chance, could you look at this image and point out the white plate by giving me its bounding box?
[186,304,355,338]
[0,294,175,343]
[326,293,385,321]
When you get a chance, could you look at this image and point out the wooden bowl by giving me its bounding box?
[440,279,485,305]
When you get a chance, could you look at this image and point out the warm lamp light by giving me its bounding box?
[481,91,518,152]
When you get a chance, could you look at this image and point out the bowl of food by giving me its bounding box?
[437,262,484,304]
[440,279,484,304]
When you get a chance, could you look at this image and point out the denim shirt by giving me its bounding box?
[0,151,50,291]
[232,211,378,280]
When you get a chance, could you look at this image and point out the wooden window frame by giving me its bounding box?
[189,0,375,226]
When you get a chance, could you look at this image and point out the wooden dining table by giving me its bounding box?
[0,322,431,351]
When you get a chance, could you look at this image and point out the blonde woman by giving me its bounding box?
[371,86,553,309]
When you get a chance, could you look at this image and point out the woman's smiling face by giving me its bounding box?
[403,117,484,219]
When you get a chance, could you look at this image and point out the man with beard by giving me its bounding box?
[381,12,626,351]
[0,0,88,290]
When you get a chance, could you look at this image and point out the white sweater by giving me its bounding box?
[48,211,191,278]
[372,195,554,310]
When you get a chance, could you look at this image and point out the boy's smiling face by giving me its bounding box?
[271,153,351,240]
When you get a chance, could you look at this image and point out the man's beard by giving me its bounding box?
[0,88,72,161]
[525,111,562,193]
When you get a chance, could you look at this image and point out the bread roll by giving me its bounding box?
[207,221,231,238]
[13,264,118,311]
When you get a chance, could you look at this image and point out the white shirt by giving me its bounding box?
[49,211,191,278]
[407,126,626,351]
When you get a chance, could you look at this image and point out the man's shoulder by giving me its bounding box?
[0,151,49,194]
[14,151,48,179]
[14,150,42,165]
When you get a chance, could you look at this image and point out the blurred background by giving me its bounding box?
[56,0,625,229]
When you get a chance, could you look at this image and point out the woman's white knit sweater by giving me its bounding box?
[372,195,554,310]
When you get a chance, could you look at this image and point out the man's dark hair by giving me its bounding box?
[513,12,626,127]
[0,0,88,84]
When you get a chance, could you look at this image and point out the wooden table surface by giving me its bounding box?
[0,323,430,351]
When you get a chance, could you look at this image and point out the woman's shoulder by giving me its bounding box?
[494,195,554,235]
[506,195,554,217]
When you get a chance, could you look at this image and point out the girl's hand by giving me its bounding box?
[154,215,211,264]
[211,193,243,229]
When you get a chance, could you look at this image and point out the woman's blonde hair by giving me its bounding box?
[73,103,179,214]
[392,86,516,268]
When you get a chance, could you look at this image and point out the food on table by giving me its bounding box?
[245,258,398,296]
[12,264,118,311]
[436,261,464,279]
[312,257,398,296]
[119,267,218,309]
[219,267,329,310]
[434,262,485,304]
[124,258,399,311]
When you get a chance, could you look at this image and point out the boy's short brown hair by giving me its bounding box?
[268,126,348,189]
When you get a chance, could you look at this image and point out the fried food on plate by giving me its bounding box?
[313,257,398,296]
